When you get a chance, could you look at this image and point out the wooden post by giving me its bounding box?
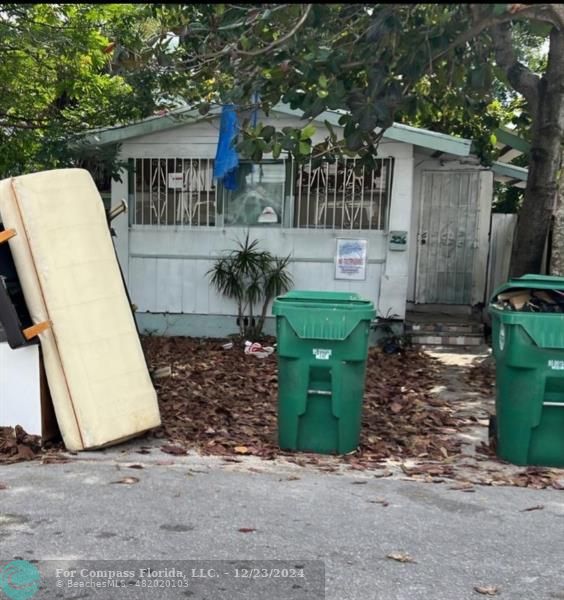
[23,321,51,341]
[0,228,16,244]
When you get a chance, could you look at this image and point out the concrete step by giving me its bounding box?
[408,331,485,347]
[405,321,484,335]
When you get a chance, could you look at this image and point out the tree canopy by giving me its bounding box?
[146,3,562,275]
[0,3,166,179]
[1,3,562,275]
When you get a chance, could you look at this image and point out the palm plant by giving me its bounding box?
[208,234,293,338]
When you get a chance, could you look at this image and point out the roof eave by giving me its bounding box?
[84,106,216,146]
[272,104,472,157]
[492,160,528,182]
[84,102,473,157]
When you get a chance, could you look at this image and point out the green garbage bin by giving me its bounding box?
[489,274,564,467]
[272,290,375,454]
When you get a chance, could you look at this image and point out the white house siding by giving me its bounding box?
[407,152,493,306]
[128,227,386,313]
[110,111,416,335]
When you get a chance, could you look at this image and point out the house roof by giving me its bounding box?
[491,127,530,189]
[494,127,530,163]
[86,102,473,157]
[491,161,528,189]
[86,103,529,188]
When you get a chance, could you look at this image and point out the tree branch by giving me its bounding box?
[545,18,564,83]
[432,3,560,65]
[492,21,540,116]
[237,4,312,57]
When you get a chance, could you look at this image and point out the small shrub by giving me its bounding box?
[207,233,293,338]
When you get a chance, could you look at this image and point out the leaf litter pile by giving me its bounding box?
[3,336,563,489]
[141,336,564,488]
[0,426,66,465]
[144,336,465,464]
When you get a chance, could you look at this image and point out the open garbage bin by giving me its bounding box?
[489,274,564,467]
[272,290,375,454]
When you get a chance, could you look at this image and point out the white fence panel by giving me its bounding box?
[487,213,517,300]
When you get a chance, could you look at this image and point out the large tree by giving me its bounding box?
[150,3,562,276]
[0,3,169,180]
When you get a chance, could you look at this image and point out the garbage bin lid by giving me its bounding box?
[490,274,564,304]
[275,290,369,305]
[272,290,375,340]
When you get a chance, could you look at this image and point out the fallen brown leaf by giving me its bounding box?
[41,455,71,465]
[386,552,415,563]
[368,498,389,507]
[234,446,251,455]
[520,504,544,512]
[160,445,187,456]
[0,482,8,490]
[127,464,144,470]
[151,366,172,379]
[16,445,36,460]
[111,477,140,485]
[373,470,392,478]
[238,528,256,533]
[474,585,499,596]
[449,482,476,492]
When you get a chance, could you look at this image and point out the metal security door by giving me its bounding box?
[415,171,481,304]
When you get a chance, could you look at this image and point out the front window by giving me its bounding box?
[221,161,287,226]
[129,156,393,231]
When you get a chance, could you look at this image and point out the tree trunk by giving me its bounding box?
[549,152,564,275]
[510,28,564,276]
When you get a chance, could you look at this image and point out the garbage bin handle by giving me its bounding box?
[307,389,332,397]
[543,401,564,407]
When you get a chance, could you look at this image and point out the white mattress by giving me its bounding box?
[0,169,160,450]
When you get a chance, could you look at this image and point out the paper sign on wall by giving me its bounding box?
[168,173,185,189]
[335,238,367,281]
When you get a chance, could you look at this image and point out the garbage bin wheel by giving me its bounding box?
[488,415,497,451]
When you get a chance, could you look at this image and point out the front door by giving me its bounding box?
[415,170,490,305]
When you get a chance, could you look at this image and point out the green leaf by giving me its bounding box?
[298,141,311,155]
[470,65,487,89]
[261,125,275,141]
[272,142,282,159]
[492,4,507,16]
[318,74,328,89]
[345,129,363,152]
[527,21,552,37]
[300,123,316,140]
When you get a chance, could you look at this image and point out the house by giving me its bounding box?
[88,104,528,339]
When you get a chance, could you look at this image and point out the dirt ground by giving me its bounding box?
[2,337,563,490]
[141,336,563,490]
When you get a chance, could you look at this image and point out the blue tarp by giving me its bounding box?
[213,104,239,191]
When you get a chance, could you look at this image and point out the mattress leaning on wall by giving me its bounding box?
[0,169,161,451]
